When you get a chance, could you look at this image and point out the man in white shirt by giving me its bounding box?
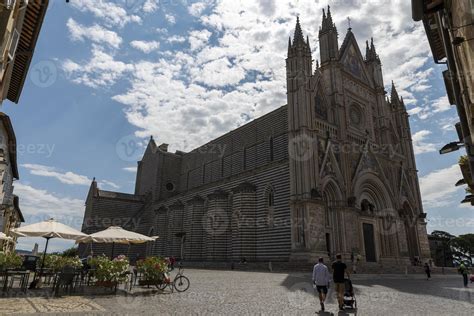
[312,257,330,312]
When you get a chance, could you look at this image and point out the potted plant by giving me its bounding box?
[39,254,83,273]
[0,252,22,271]
[89,255,129,288]
[136,256,169,286]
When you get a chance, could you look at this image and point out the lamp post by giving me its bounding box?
[439,141,465,154]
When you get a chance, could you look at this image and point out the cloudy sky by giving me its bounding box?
[2,0,473,252]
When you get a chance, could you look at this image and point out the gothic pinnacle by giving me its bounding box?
[327,5,333,25]
[293,16,305,46]
[366,40,370,59]
[391,81,399,103]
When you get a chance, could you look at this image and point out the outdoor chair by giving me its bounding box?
[53,266,76,296]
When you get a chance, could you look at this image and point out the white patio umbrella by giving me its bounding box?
[11,218,87,288]
[77,226,158,259]
[0,232,12,241]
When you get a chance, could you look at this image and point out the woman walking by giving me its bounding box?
[424,263,431,280]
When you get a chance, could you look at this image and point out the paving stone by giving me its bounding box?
[1,269,472,315]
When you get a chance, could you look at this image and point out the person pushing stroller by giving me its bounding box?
[332,254,351,311]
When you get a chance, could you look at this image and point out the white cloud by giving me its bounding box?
[195,57,246,87]
[165,14,176,24]
[64,0,447,155]
[188,29,212,51]
[100,180,120,190]
[419,164,463,208]
[67,18,122,49]
[432,95,451,113]
[188,1,211,17]
[14,183,85,219]
[143,0,159,13]
[167,35,186,44]
[22,164,90,186]
[63,45,133,88]
[412,130,438,155]
[130,40,160,53]
[13,183,85,251]
[70,0,141,28]
[21,164,119,190]
[123,167,137,173]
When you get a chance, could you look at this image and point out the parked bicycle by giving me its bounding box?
[157,263,190,293]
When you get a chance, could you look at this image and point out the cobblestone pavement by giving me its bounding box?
[1,269,473,315]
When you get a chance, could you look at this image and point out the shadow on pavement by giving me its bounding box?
[281,273,472,304]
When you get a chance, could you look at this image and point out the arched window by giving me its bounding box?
[315,94,328,120]
[265,186,275,227]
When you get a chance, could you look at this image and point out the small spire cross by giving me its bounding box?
[347,17,352,30]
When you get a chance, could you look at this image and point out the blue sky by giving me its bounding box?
[2,0,472,252]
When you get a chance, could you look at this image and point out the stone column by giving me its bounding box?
[204,189,230,261]
[169,201,184,258]
[185,196,205,261]
[340,206,360,255]
[232,182,257,262]
[155,207,168,256]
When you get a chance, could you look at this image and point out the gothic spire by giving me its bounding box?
[293,16,305,46]
[391,81,400,103]
[320,6,337,33]
[326,5,334,27]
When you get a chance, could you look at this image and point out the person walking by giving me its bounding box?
[332,254,350,311]
[424,262,431,280]
[312,257,331,312]
[459,262,470,287]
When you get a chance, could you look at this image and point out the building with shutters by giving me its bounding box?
[0,0,49,105]
[79,8,431,268]
[0,112,23,253]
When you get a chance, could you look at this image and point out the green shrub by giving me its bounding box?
[0,252,23,270]
[89,255,129,283]
[136,257,168,281]
[38,254,82,272]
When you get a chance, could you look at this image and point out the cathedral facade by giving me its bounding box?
[79,9,431,267]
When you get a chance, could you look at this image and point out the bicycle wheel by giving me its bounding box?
[173,275,190,292]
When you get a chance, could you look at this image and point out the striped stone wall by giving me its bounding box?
[146,161,292,262]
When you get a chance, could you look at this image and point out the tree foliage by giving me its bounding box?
[451,234,474,265]
[61,247,79,258]
[431,230,455,240]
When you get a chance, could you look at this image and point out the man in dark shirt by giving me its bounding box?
[332,253,349,311]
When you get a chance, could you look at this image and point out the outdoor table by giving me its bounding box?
[38,269,57,285]
[1,270,30,293]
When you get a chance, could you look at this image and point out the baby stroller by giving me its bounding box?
[343,278,357,309]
